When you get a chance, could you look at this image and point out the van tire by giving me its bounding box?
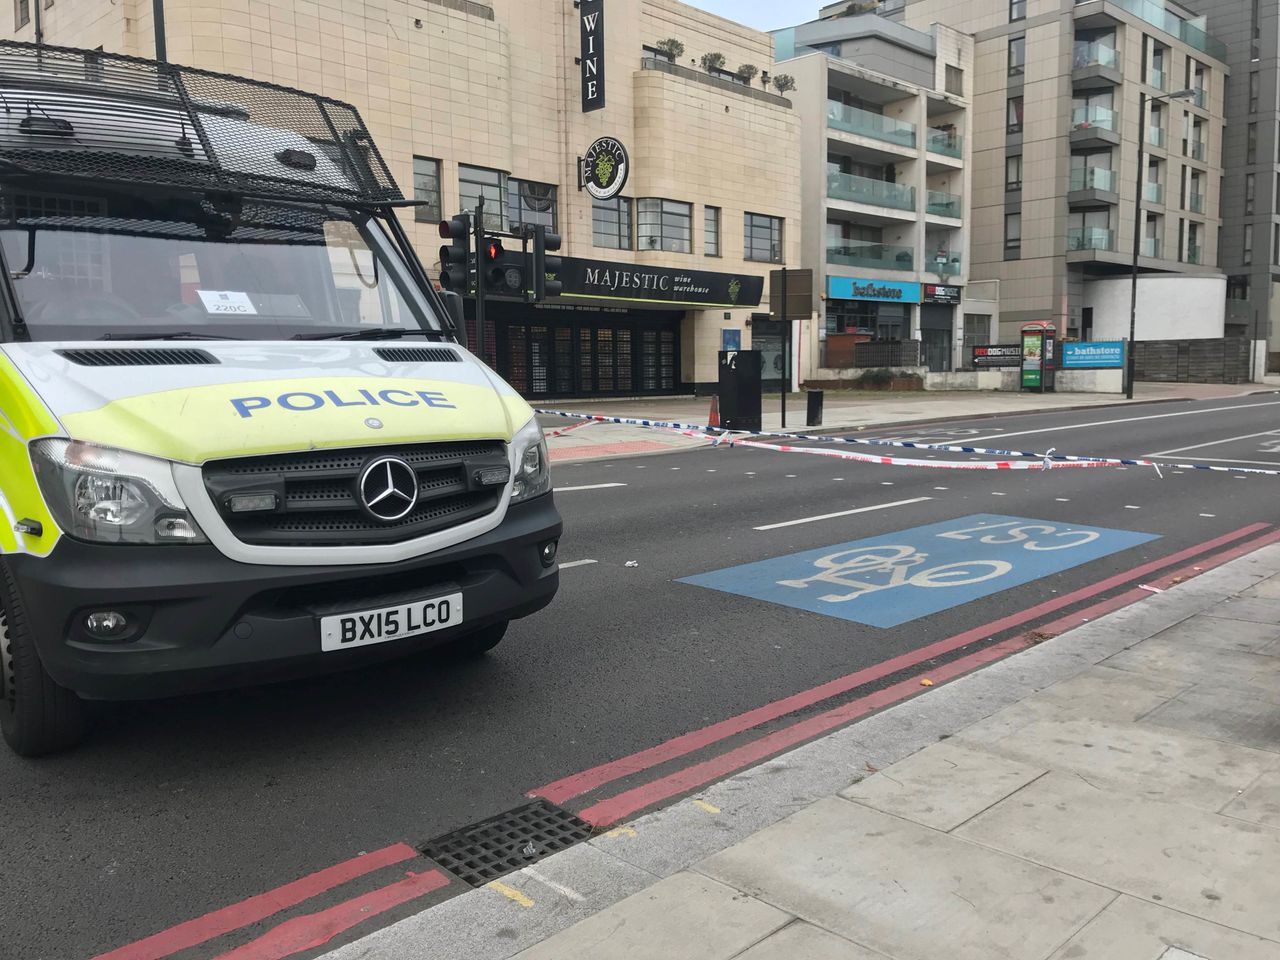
[0,562,86,757]
[435,621,508,661]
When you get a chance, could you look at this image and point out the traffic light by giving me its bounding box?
[438,215,471,293]
[533,225,562,301]
[482,236,524,295]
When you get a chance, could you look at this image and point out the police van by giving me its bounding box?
[0,42,561,755]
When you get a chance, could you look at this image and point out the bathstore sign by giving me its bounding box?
[580,0,606,112]
[827,277,922,303]
[1062,341,1124,369]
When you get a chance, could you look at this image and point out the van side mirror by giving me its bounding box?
[442,291,467,348]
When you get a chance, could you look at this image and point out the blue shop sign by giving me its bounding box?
[1062,341,1124,369]
[827,277,922,304]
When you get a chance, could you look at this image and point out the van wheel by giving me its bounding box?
[435,621,508,661]
[0,563,86,757]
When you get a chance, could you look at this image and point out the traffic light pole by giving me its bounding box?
[474,196,487,366]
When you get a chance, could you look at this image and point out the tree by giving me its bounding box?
[654,38,684,61]
[772,74,797,94]
[700,52,726,73]
[736,63,759,83]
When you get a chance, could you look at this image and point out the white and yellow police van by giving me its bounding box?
[0,42,561,755]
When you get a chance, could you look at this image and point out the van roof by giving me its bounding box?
[0,40,403,207]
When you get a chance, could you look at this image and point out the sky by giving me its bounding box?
[683,0,820,32]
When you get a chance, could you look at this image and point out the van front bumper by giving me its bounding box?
[8,495,561,701]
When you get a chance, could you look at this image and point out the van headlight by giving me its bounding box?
[31,439,208,544]
[510,417,552,503]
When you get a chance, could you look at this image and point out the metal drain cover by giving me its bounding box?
[421,799,594,886]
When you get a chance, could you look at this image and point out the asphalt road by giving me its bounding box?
[6,392,1280,960]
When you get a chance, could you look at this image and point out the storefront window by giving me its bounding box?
[637,198,692,253]
[592,196,633,250]
[826,300,906,339]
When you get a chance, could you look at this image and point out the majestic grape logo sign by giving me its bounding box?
[581,137,629,201]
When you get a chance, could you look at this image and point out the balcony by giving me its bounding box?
[1185,244,1203,265]
[1072,0,1227,63]
[936,255,962,276]
[1149,68,1166,90]
[1191,87,1208,109]
[1141,237,1162,258]
[1184,140,1206,162]
[827,241,915,271]
[1187,192,1205,214]
[1071,105,1120,148]
[1147,126,1166,149]
[1144,182,1163,203]
[926,127,962,158]
[926,190,962,218]
[827,101,916,149]
[1069,167,1116,192]
[1072,41,1122,88]
[827,171,917,211]
[1068,226,1116,252]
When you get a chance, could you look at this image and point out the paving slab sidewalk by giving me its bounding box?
[542,379,1280,464]
[320,544,1280,960]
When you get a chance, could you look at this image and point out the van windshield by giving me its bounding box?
[0,189,442,341]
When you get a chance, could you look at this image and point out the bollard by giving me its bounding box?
[806,389,824,427]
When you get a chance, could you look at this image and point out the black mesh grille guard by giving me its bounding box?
[0,40,403,206]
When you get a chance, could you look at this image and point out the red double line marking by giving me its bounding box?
[92,843,433,960]
[532,523,1272,818]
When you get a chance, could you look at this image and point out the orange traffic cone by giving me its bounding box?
[708,394,721,429]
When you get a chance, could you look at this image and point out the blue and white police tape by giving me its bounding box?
[534,408,1280,478]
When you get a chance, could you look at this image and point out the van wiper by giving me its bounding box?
[291,328,444,342]
[98,331,246,341]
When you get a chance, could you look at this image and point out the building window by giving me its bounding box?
[1244,224,1254,265]
[1007,96,1024,133]
[1247,122,1258,163]
[1228,275,1251,301]
[14,0,28,26]
[963,314,992,346]
[411,157,441,224]
[1249,71,1260,112]
[507,178,557,231]
[459,164,507,230]
[1274,223,1280,265]
[1276,172,1280,214]
[592,196,633,250]
[744,212,784,263]
[1004,212,1022,259]
[945,65,964,96]
[704,206,721,257]
[1246,173,1256,215]
[1006,154,1023,190]
[1010,0,1026,21]
[1008,36,1026,77]
[637,198,692,253]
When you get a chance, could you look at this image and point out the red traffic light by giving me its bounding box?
[485,238,505,261]
[439,216,469,239]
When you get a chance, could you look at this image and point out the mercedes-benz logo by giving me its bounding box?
[357,456,419,522]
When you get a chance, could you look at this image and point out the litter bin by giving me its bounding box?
[718,350,762,432]
[806,389,824,427]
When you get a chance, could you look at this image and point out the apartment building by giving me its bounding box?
[776,15,984,375]
[6,0,802,398]
[828,0,1230,344]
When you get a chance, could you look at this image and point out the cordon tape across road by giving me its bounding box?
[534,409,1280,478]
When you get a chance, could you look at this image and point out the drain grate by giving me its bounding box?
[421,800,594,886]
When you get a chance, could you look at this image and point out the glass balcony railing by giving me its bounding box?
[827,100,916,148]
[927,127,963,158]
[1068,226,1116,251]
[1071,105,1118,132]
[926,190,962,217]
[1148,126,1166,148]
[1192,87,1208,108]
[1149,68,1166,90]
[1185,140,1206,161]
[1072,0,1226,62]
[936,255,962,276]
[1186,244,1203,265]
[827,241,916,271]
[1144,182,1163,203]
[1069,167,1117,192]
[1141,237,1162,258]
[827,171,917,210]
[1188,192,1205,213]
[1073,41,1119,70]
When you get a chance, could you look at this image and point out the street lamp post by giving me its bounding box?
[1127,87,1195,399]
